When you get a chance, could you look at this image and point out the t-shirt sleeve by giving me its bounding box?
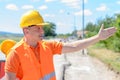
[49,41,63,55]
[5,50,20,74]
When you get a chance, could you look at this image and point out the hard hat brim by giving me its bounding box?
[21,22,49,28]
[36,22,49,26]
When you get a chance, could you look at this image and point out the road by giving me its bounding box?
[54,50,120,80]
[1,50,120,80]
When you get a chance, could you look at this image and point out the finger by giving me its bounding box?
[109,28,116,33]
[100,24,104,30]
[107,28,116,36]
[105,27,116,33]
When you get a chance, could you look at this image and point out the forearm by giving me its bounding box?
[72,34,100,50]
[62,25,116,53]
[62,34,100,53]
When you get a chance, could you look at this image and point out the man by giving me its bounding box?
[4,10,116,80]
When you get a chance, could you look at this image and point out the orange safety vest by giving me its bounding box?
[13,40,62,80]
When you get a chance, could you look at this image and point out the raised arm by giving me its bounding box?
[62,24,116,53]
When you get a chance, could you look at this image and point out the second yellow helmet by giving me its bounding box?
[0,39,16,56]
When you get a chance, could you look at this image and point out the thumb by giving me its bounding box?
[100,24,104,31]
[99,24,104,33]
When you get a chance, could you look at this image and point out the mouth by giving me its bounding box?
[39,34,44,38]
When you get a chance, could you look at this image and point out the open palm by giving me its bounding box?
[98,24,116,40]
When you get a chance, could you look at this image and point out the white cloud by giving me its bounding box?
[45,0,56,2]
[44,14,55,18]
[38,5,48,10]
[84,0,88,3]
[96,4,107,11]
[61,0,80,9]
[22,5,34,9]
[30,0,40,2]
[84,9,92,16]
[75,9,92,16]
[56,22,66,27]
[0,0,5,1]
[59,9,64,13]
[6,4,18,11]
[61,0,88,9]
[116,1,120,4]
[56,22,73,34]
[114,10,120,14]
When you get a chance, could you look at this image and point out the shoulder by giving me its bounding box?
[10,40,24,56]
[41,39,62,45]
[12,39,24,49]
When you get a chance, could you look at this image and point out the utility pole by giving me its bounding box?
[82,0,84,39]
[82,0,85,54]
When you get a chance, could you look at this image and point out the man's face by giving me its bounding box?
[25,25,44,41]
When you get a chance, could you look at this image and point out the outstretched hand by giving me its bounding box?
[98,24,116,40]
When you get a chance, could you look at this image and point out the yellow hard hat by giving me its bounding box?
[20,10,48,28]
[0,39,16,56]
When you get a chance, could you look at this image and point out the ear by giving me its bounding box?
[23,28,29,35]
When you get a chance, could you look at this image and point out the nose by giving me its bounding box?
[39,27,44,34]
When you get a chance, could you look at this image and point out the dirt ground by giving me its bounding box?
[54,50,120,80]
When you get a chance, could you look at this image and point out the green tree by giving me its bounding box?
[85,15,120,52]
[43,22,56,37]
[113,14,120,52]
[85,22,96,32]
[85,22,98,37]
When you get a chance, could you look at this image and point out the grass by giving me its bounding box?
[88,45,120,73]
[0,36,22,44]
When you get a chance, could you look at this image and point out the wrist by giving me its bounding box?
[95,34,101,41]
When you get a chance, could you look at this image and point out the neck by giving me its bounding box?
[24,37,38,47]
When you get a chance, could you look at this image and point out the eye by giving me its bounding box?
[37,27,40,30]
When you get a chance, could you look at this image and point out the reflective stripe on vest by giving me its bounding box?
[41,72,55,80]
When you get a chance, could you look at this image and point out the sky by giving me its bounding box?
[0,0,120,34]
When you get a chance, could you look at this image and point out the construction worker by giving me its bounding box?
[4,10,116,80]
